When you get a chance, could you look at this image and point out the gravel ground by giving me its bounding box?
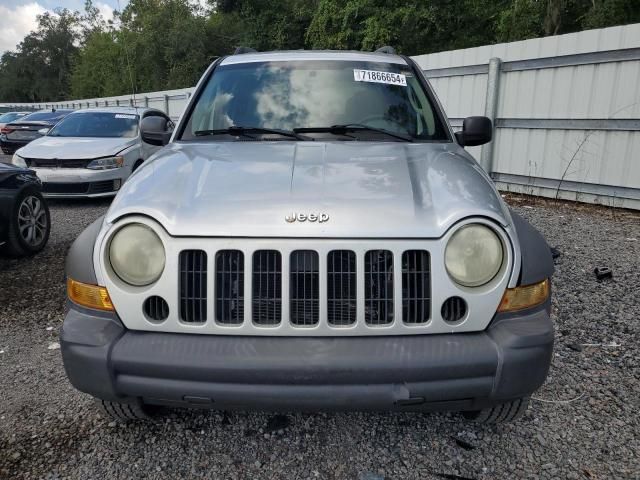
[0,196,639,480]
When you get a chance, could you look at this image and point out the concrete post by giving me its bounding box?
[144,96,149,107]
[480,57,502,174]
[163,94,169,115]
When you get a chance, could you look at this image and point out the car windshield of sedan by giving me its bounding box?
[47,112,139,138]
[18,110,73,123]
[182,60,449,141]
[0,112,27,123]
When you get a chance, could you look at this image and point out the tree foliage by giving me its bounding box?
[1,0,639,102]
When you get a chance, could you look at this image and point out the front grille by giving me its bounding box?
[165,247,439,330]
[215,250,244,324]
[42,182,90,194]
[290,250,319,326]
[26,158,90,168]
[252,250,282,325]
[364,250,394,325]
[327,250,357,326]
[179,250,207,323]
[402,250,431,324]
[41,180,116,194]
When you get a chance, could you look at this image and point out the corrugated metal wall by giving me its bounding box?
[5,23,640,209]
[413,23,640,209]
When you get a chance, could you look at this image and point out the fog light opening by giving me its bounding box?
[441,296,467,323]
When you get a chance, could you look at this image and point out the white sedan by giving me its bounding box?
[11,107,173,198]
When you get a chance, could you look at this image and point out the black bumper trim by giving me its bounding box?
[61,305,553,411]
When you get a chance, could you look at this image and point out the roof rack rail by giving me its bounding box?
[375,46,396,55]
[234,46,257,55]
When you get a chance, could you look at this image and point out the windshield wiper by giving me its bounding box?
[194,126,312,141]
[294,124,413,142]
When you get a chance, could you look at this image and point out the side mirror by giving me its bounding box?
[455,116,492,147]
[141,116,172,146]
[37,128,50,135]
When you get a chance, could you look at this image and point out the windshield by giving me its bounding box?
[48,112,139,138]
[0,112,27,123]
[20,110,72,123]
[182,60,449,141]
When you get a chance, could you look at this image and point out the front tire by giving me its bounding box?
[462,396,530,424]
[97,399,151,422]
[2,189,50,257]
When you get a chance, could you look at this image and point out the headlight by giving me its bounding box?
[12,153,27,168]
[445,224,504,287]
[109,223,165,286]
[87,156,124,170]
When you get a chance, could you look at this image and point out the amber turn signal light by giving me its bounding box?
[67,278,114,311]
[497,279,549,313]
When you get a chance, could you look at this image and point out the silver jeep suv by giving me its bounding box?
[61,48,554,423]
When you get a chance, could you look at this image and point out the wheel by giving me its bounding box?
[3,189,50,257]
[97,399,151,422]
[462,396,530,424]
[131,159,144,172]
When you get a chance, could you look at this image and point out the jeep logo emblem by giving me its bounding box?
[285,213,329,223]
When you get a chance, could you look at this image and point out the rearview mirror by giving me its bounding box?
[455,116,492,147]
[141,116,172,146]
[37,128,50,135]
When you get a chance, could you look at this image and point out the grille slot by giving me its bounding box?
[252,250,282,325]
[215,250,244,324]
[402,250,431,324]
[290,250,319,326]
[364,250,394,325]
[327,250,357,326]
[143,296,169,322]
[179,250,207,323]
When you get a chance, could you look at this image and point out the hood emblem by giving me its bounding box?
[286,213,329,223]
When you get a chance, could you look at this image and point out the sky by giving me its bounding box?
[0,0,122,53]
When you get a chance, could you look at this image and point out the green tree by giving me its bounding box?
[0,9,80,102]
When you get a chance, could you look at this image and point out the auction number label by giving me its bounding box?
[353,69,407,86]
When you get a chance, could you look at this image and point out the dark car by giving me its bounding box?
[0,162,51,256]
[0,109,73,154]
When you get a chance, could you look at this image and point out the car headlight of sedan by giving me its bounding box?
[87,156,124,170]
[12,153,27,168]
[109,223,165,286]
[445,223,504,287]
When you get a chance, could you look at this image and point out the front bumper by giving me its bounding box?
[60,303,554,412]
[33,167,126,198]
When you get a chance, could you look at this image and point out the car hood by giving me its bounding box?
[106,141,511,238]
[18,136,137,159]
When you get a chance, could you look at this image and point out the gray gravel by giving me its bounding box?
[1,195,639,480]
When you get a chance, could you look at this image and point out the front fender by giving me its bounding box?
[66,216,104,284]
[510,210,554,286]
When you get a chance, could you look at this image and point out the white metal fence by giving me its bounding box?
[4,23,640,209]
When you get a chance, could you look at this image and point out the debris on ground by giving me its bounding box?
[594,266,613,281]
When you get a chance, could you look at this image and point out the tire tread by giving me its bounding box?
[463,396,530,424]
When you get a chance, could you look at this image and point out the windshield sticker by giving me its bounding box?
[115,114,137,119]
[353,69,407,86]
